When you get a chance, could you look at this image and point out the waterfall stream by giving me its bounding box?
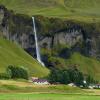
[32,17,44,66]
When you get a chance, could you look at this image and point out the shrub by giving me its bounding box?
[0,73,11,79]
[7,65,29,80]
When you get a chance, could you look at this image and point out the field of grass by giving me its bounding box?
[0,93,100,100]
[0,80,100,100]
[0,37,49,77]
[0,0,100,22]
[0,80,83,93]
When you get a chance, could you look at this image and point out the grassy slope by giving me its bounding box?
[49,52,100,80]
[0,37,49,77]
[0,0,100,22]
[66,53,100,80]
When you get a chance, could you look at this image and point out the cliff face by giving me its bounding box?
[0,6,33,49]
[0,5,100,61]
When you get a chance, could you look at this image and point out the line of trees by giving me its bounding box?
[48,65,97,86]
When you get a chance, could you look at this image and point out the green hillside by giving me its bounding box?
[66,53,100,80]
[49,52,100,80]
[0,0,100,22]
[0,37,49,77]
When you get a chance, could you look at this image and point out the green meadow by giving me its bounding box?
[0,93,100,100]
[0,0,100,22]
[0,80,100,100]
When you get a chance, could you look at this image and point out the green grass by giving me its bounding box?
[50,52,100,80]
[0,80,83,93]
[66,53,100,80]
[0,37,49,77]
[0,84,83,93]
[0,93,100,100]
[0,0,100,22]
[0,80,99,100]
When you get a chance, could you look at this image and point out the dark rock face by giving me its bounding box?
[0,6,34,49]
[0,5,100,60]
[38,29,83,50]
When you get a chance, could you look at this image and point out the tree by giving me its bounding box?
[48,65,84,86]
[7,65,29,80]
[48,68,61,83]
[61,70,70,84]
[67,66,84,86]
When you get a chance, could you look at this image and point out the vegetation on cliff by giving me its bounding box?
[0,0,100,22]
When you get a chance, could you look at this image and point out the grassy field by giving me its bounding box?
[0,80,83,93]
[0,37,49,77]
[0,80,100,100]
[0,0,100,22]
[0,93,100,100]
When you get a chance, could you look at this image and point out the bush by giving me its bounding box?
[7,65,29,80]
[86,75,98,85]
[0,73,11,79]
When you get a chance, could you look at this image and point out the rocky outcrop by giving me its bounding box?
[0,5,100,60]
[39,29,83,49]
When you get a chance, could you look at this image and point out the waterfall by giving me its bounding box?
[32,17,44,66]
